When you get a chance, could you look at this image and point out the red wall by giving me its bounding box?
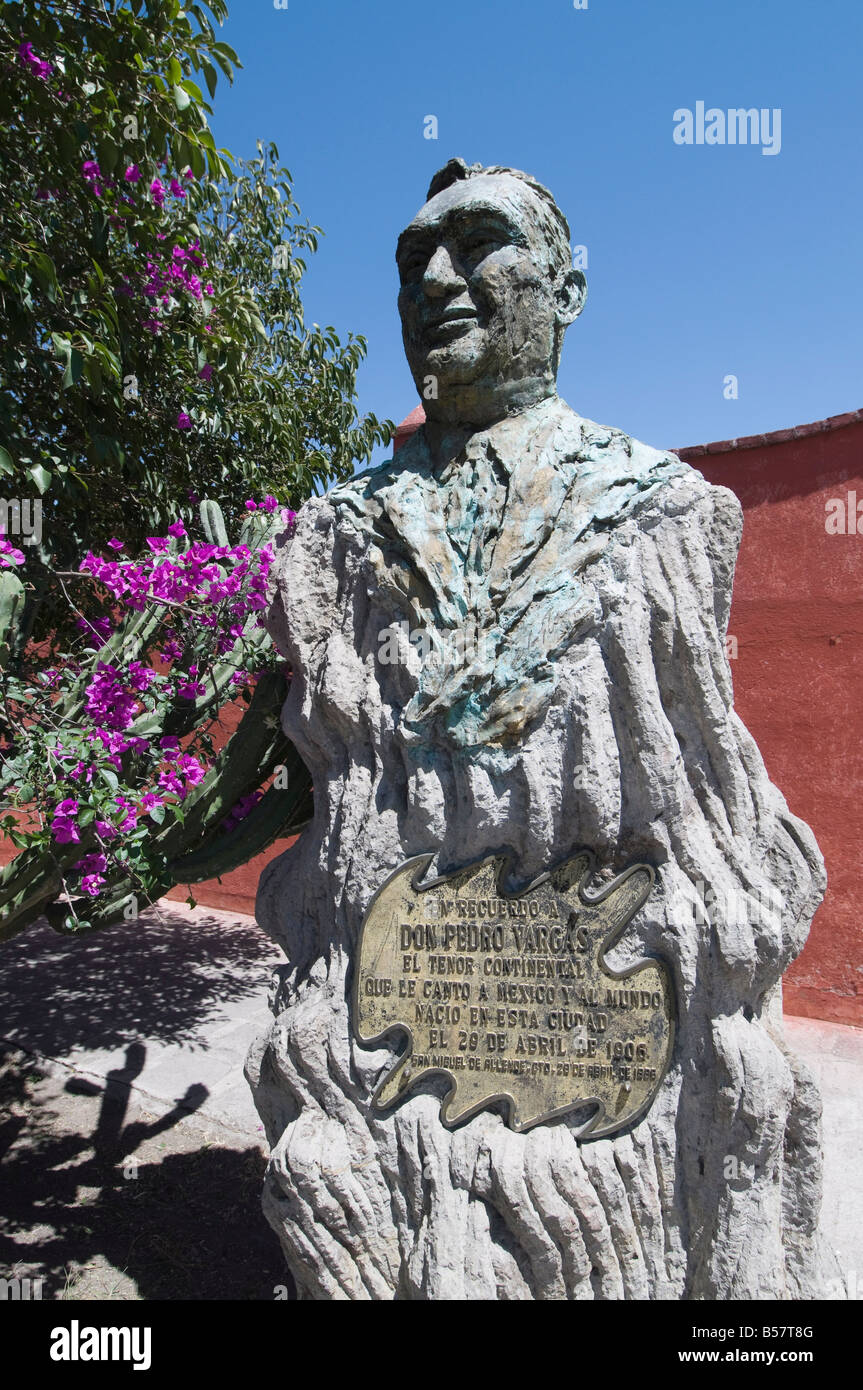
[680,412,863,1026]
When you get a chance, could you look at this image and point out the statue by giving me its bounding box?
[247,159,837,1300]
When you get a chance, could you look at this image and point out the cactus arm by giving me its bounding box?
[169,753,313,883]
[199,499,230,548]
[0,837,98,943]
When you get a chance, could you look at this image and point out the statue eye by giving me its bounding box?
[398,250,429,283]
[462,233,504,259]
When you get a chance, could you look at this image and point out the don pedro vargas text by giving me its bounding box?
[355,854,674,1133]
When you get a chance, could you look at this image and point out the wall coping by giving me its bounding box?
[672,407,863,459]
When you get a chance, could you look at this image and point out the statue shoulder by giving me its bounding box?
[557,400,738,518]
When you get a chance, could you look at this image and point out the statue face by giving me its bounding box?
[396,173,583,418]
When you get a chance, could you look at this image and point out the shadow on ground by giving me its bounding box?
[0,1045,294,1301]
[0,903,279,1053]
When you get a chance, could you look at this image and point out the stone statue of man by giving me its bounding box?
[248,159,835,1300]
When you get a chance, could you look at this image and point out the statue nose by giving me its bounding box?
[423,244,464,296]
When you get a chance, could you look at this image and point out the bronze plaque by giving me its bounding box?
[354,851,674,1137]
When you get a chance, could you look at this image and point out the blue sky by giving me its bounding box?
[212,0,861,463]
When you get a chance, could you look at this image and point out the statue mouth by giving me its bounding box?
[422,308,478,342]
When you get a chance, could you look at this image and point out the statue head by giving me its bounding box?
[397,159,587,429]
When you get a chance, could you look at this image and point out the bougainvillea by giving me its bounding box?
[0,498,312,943]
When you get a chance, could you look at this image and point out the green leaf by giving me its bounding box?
[167,57,183,86]
[98,768,119,793]
[85,356,103,397]
[202,59,218,99]
[0,447,14,477]
[28,464,52,494]
[188,141,206,179]
[172,84,191,111]
[62,349,84,390]
[31,252,59,302]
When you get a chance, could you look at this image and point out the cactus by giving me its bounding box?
[0,501,312,943]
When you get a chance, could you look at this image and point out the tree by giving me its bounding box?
[0,0,391,654]
[0,0,394,943]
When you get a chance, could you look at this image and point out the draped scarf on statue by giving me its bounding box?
[329,394,687,748]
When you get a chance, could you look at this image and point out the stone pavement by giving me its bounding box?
[0,900,859,1298]
[0,899,283,1140]
[783,1014,863,1295]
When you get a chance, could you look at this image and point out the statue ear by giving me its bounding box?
[555,266,587,326]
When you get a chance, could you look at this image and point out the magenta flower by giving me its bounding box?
[84,663,138,731]
[176,412,192,430]
[0,538,25,567]
[19,41,52,80]
[222,791,262,832]
[51,798,80,844]
[177,678,205,700]
[81,160,103,197]
[178,754,205,786]
[95,820,118,841]
[124,163,141,183]
[126,660,156,692]
[76,850,109,896]
[52,820,79,844]
[75,614,112,644]
[158,767,185,797]
[244,499,257,512]
[169,177,186,199]
[159,736,180,753]
[167,520,187,538]
[75,851,107,875]
[107,538,124,551]
[150,177,165,207]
